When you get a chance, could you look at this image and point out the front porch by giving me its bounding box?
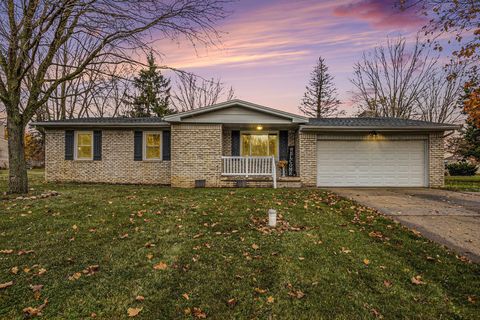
[221,155,300,188]
[220,125,299,188]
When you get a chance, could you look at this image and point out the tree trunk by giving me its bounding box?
[7,120,28,194]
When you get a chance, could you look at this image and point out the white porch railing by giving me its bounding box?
[221,156,277,188]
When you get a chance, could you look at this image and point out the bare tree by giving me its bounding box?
[415,61,467,123]
[351,37,437,118]
[400,0,480,63]
[35,54,134,121]
[0,0,230,193]
[299,57,343,118]
[171,73,235,112]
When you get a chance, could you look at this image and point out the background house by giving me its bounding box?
[0,122,8,169]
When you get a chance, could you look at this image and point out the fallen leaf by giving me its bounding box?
[288,290,305,299]
[254,287,267,294]
[0,281,13,289]
[18,250,34,255]
[182,293,190,300]
[383,280,392,288]
[267,296,275,303]
[341,247,351,254]
[23,299,48,317]
[83,265,99,276]
[251,244,259,250]
[0,249,13,254]
[30,284,43,300]
[91,312,97,318]
[135,295,145,301]
[30,284,43,292]
[11,266,19,274]
[371,307,383,318]
[227,298,237,307]
[146,253,154,260]
[37,268,47,275]
[153,262,168,270]
[127,307,142,317]
[363,259,370,265]
[72,225,78,231]
[119,233,129,239]
[68,272,82,281]
[467,296,476,304]
[411,275,425,285]
[192,307,206,318]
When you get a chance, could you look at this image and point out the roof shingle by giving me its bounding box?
[307,117,458,129]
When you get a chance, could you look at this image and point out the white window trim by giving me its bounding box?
[74,130,93,161]
[143,131,162,161]
[240,131,279,159]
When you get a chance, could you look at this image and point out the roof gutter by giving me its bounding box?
[31,122,171,128]
[299,125,460,132]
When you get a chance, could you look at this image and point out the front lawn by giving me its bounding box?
[444,175,480,192]
[1,170,479,319]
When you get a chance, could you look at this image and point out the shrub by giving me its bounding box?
[446,162,478,176]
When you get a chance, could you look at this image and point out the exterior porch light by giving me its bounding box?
[256,125,263,131]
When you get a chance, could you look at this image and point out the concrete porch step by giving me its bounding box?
[220,176,301,188]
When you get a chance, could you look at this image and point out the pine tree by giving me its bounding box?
[299,57,343,118]
[127,53,173,117]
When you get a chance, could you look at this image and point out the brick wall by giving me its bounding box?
[298,131,317,187]
[45,129,170,184]
[222,129,232,156]
[428,132,445,187]
[170,124,222,188]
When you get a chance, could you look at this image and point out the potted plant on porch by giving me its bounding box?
[278,160,288,177]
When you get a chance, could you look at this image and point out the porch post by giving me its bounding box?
[272,156,277,189]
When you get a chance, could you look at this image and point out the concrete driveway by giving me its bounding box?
[329,188,480,263]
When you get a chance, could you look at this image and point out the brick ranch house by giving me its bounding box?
[33,99,458,188]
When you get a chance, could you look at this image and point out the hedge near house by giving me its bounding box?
[446,162,478,176]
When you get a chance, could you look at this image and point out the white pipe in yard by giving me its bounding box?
[268,209,277,227]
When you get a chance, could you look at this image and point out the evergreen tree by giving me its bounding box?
[127,53,173,117]
[299,57,343,118]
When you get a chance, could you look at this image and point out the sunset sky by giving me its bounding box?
[154,0,441,116]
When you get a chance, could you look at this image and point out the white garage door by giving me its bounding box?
[317,140,427,187]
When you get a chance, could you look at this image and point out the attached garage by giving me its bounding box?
[316,138,427,187]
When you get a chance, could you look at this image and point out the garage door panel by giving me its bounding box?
[317,140,426,187]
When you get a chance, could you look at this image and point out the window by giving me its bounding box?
[75,131,93,160]
[241,133,278,158]
[144,132,162,160]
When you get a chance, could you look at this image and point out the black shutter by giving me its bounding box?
[162,130,171,161]
[231,130,240,156]
[65,130,74,160]
[279,130,289,160]
[93,130,102,161]
[134,131,143,161]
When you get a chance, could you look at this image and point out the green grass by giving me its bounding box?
[0,170,479,319]
[444,175,480,192]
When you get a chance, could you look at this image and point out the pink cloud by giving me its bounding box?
[333,0,426,29]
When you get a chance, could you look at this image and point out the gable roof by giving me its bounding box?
[163,99,309,123]
[303,117,459,131]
